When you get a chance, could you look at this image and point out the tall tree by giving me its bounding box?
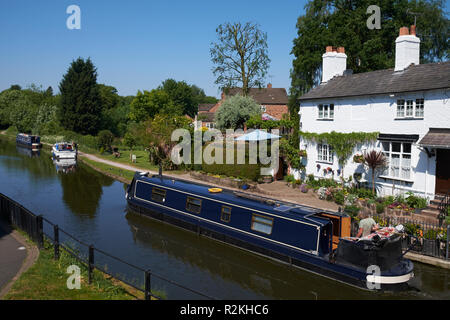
[290,0,449,99]
[59,58,102,135]
[210,22,271,96]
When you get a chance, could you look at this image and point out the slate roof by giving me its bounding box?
[226,87,289,105]
[299,61,450,101]
[198,103,216,112]
[197,112,215,122]
[419,128,450,148]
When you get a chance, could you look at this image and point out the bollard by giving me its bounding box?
[88,245,94,284]
[54,225,60,260]
[145,269,151,300]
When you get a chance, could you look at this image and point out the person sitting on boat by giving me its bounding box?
[356,217,379,238]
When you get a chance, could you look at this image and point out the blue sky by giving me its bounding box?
[0,0,308,98]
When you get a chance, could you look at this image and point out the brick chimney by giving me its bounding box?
[395,26,420,71]
[267,83,272,89]
[322,46,347,83]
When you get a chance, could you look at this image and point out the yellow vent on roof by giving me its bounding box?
[208,188,222,193]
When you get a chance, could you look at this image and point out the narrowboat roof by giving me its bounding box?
[135,173,348,226]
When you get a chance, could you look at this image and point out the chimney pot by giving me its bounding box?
[399,27,409,36]
[410,25,416,36]
[337,47,345,53]
[221,92,225,100]
[326,46,333,53]
[267,83,272,89]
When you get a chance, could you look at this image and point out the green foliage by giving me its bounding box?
[210,22,270,95]
[290,0,450,97]
[97,130,114,152]
[279,138,305,170]
[246,114,295,130]
[300,131,379,167]
[333,189,345,205]
[344,205,360,218]
[201,143,263,181]
[129,89,182,122]
[215,95,261,129]
[59,57,102,135]
[123,132,137,151]
[376,202,386,214]
[405,191,428,209]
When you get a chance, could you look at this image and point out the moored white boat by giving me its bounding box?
[52,142,77,159]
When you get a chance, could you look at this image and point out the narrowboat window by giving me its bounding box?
[221,206,231,223]
[151,187,166,203]
[251,214,273,235]
[186,197,202,214]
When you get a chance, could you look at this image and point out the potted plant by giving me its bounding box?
[317,164,321,171]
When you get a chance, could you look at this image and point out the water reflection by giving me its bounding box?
[53,157,77,174]
[57,163,114,217]
[1,136,449,299]
[16,145,40,158]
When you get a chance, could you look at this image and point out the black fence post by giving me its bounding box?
[447,225,449,260]
[54,225,59,260]
[36,215,44,249]
[88,245,94,284]
[145,269,151,300]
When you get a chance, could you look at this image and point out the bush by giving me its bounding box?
[333,190,345,205]
[405,192,428,209]
[97,130,114,152]
[376,202,385,214]
[344,205,360,218]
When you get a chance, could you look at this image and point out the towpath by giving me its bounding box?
[78,152,340,212]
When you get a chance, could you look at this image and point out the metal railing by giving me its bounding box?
[366,214,449,260]
[438,189,450,226]
[0,193,216,300]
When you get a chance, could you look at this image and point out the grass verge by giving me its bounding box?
[3,234,164,300]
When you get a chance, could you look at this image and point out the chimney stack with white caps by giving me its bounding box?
[395,26,420,71]
[322,46,347,83]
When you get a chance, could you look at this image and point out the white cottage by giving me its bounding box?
[298,26,450,200]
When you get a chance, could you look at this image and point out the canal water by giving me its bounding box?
[0,137,449,299]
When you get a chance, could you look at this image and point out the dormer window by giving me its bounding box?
[318,104,334,120]
[396,99,424,119]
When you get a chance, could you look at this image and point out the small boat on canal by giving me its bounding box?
[126,172,414,291]
[52,142,77,160]
[16,133,41,150]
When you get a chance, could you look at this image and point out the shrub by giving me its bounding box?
[333,190,345,205]
[376,202,385,214]
[97,130,114,152]
[405,192,428,209]
[344,205,360,218]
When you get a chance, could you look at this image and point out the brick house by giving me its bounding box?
[196,84,289,129]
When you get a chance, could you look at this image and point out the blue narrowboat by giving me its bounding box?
[16,133,41,149]
[126,172,414,290]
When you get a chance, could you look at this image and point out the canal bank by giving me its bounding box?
[77,150,450,271]
[1,135,449,299]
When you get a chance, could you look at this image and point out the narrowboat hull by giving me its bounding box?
[16,134,42,150]
[126,173,414,291]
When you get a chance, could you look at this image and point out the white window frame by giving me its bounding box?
[396,99,424,119]
[318,104,334,120]
[380,141,413,181]
[317,144,334,164]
